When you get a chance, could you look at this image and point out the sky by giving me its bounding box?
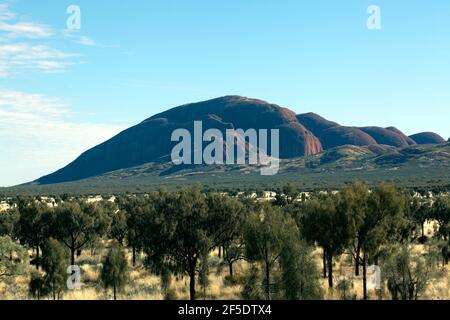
[0,0,449,187]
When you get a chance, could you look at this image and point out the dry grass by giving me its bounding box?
[1,244,449,300]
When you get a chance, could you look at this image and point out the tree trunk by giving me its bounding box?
[421,223,425,238]
[265,260,270,300]
[322,249,327,278]
[35,246,39,270]
[362,253,367,300]
[355,247,360,276]
[71,247,75,266]
[327,253,333,288]
[132,246,136,267]
[189,258,197,301]
[229,262,233,277]
[218,247,222,258]
[114,285,117,300]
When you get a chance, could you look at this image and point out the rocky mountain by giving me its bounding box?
[409,132,446,145]
[33,96,447,186]
[37,96,322,184]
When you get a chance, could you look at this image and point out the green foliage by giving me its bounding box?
[109,209,127,245]
[101,242,128,300]
[142,188,245,300]
[432,196,450,239]
[198,254,210,299]
[41,238,68,300]
[54,202,110,265]
[336,277,355,300]
[17,201,54,268]
[241,265,264,300]
[0,235,28,279]
[160,268,176,300]
[244,204,297,299]
[382,245,432,300]
[0,207,20,238]
[340,183,406,299]
[117,196,148,266]
[301,193,353,288]
[28,270,44,300]
[1,183,447,301]
[223,240,245,277]
[279,239,323,300]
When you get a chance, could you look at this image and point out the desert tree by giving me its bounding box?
[241,265,264,300]
[142,188,244,300]
[223,239,245,278]
[432,196,450,240]
[198,254,210,299]
[332,182,370,279]
[28,271,44,300]
[41,238,68,300]
[0,235,28,280]
[412,198,433,240]
[279,235,323,300]
[348,183,406,300]
[244,204,295,299]
[382,244,432,300]
[101,242,129,300]
[17,201,54,269]
[221,198,247,278]
[54,202,110,266]
[301,194,353,288]
[0,207,20,239]
[117,196,146,266]
[109,209,128,246]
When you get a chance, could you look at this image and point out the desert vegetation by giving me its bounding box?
[1,183,450,300]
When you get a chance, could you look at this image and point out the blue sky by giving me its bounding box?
[0,0,449,186]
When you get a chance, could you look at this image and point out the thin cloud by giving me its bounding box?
[0,4,79,77]
[0,43,78,76]
[0,89,126,186]
[0,21,53,39]
[0,4,16,21]
[77,36,97,46]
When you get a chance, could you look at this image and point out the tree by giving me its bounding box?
[335,182,370,279]
[55,202,110,266]
[160,268,175,300]
[142,188,245,300]
[412,198,432,240]
[347,183,406,299]
[101,242,128,300]
[28,271,44,300]
[432,197,450,240]
[301,194,352,288]
[117,196,146,266]
[286,200,327,279]
[41,238,68,300]
[109,209,127,246]
[17,202,54,269]
[198,254,210,299]
[223,240,245,277]
[241,265,264,300]
[0,207,20,239]
[383,245,432,300]
[0,236,27,279]
[244,205,292,299]
[279,238,323,300]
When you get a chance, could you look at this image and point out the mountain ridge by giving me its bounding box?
[34,95,448,186]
